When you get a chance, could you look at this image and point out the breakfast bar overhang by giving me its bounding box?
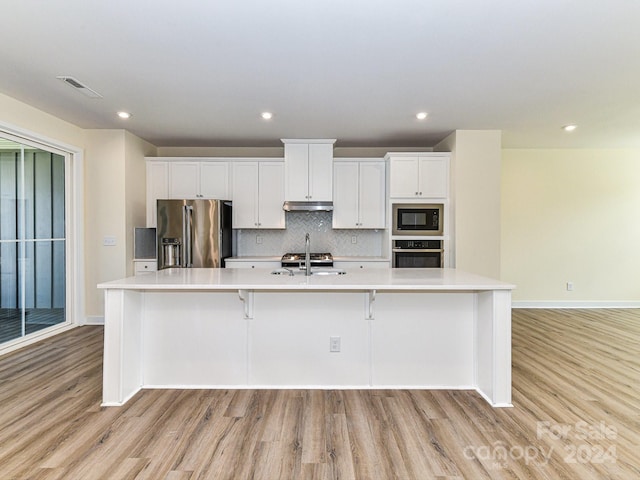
[98,268,514,408]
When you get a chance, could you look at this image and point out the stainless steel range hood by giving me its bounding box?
[283,201,333,212]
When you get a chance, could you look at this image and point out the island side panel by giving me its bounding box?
[102,289,143,406]
[250,292,369,386]
[372,292,475,387]
[476,289,513,407]
[142,291,248,387]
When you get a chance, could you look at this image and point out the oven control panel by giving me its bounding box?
[393,239,442,249]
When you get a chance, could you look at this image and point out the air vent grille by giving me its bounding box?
[56,76,103,98]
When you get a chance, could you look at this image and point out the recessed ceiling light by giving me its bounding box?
[416,112,428,120]
[562,124,577,132]
[261,112,273,120]
[117,111,132,119]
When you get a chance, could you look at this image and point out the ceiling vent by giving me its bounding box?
[56,76,103,98]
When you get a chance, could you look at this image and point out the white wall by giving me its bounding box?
[502,149,640,304]
[436,130,502,279]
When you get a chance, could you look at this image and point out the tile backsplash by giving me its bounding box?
[236,211,384,256]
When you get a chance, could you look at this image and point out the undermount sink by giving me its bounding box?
[271,268,346,276]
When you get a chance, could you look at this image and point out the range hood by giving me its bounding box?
[283,201,333,212]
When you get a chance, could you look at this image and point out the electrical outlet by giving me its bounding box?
[103,235,116,246]
[351,235,357,244]
[566,281,574,291]
[330,336,341,352]
[256,235,263,244]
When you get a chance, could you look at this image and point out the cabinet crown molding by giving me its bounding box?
[281,139,336,144]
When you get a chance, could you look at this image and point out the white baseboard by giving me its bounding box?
[513,301,640,309]
[85,316,105,325]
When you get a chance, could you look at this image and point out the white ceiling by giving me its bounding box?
[1,1,640,149]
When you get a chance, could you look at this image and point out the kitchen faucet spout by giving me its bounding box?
[304,233,311,276]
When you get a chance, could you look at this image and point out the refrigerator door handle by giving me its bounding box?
[183,205,194,267]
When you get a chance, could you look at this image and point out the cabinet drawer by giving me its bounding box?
[134,261,157,273]
[333,261,390,269]
[225,261,281,269]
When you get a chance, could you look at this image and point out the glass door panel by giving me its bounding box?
[0,137,66,345]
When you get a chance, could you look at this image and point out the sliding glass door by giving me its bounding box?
[0,138,66,345]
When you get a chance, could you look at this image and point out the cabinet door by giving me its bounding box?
[332,162,359,228]
[389,157,419,197]
[358,162,386,228]
[231,162,258,228]
[199,162,229,199]
[308,143,333,201]
[284,143,309,201]
[418,157,448,198]
[169,162,199,198]
[258,162,285,229]
[146,161,168,227]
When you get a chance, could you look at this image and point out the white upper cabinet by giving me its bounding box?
[333,160,386,229]
[387,153,449,198]
[283,139,335,201]
[169,161,229,199]
[146,160,169,227]
[231,161,285,229]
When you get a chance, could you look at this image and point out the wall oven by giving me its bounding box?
[392,203,443,236]
[392,239,443,268]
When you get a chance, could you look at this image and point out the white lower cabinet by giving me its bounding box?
[333,260,390,269]
[232,162,285,229]
[134,260,157,273]
[225,259,281,269]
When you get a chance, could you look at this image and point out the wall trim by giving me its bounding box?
[85,316,105,325]
[513,301,640,309]
[0,323,76,357]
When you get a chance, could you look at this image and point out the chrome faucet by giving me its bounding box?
[304,233,311,276]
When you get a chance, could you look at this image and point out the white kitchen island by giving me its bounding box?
[98,268,514,408]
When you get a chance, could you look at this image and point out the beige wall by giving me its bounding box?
[84,130,127,317]
[124,131,157,276]
[502,149,640,304]
[0,92,86,147]
[85,130,157,317]
[1,93,155,320]
[436,130,502,279]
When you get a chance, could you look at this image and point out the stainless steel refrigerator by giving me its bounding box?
[156,199,232,269]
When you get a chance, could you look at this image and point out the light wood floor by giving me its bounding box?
[0,309,639,479]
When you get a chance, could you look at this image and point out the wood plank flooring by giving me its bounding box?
[0,309,639,479]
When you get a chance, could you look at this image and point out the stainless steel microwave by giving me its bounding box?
[392,203,443,236]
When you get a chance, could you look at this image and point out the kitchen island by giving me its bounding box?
[98,268,514,407]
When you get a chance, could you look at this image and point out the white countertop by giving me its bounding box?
[98,267,514,292]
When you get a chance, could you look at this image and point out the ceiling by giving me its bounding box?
[1,1,639,149]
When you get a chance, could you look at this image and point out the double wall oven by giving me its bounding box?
[391,203,445,268]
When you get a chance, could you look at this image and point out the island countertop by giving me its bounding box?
[98,267,514,292]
